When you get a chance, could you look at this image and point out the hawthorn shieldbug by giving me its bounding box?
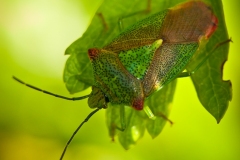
[13,0,231,159]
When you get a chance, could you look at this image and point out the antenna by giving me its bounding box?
[12,76,90,100]
[12,76,101,159]
[59,108,101,160]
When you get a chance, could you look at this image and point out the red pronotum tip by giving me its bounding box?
[88,48,99,60]
[132,98,144,110]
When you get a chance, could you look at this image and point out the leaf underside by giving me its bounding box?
[63,0,231,148]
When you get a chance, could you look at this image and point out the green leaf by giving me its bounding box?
[146,80,177,138]
[106,104,146,149]
[105,80,176,148]
[64,0,231,148]
[186,1,231,123]
[118,107,146,149]
[63,53,94,94]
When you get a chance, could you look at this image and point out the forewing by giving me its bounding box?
[160,1,217,43]
[103,10,168,52]
[143,43,198,96]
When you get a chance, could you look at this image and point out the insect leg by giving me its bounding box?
[144,105,156,120]
[177,38,232,78]
[97,13,108,31]
[177,71,191,78]
[157,112,174,125]
[144,106,173,125]
[118,0,151,31]
[12,76,89,100]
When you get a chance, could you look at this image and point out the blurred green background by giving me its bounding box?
[0,0,239,160]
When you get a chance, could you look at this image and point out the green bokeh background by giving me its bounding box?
[0,0,239,159]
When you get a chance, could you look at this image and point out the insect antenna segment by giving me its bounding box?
[12,76,101,160]
[59,108,101,160]
[12,76,89,100]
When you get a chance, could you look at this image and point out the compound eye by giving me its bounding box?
[104,95,109,103]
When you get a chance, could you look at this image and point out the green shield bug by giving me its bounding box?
[87,1,218,112]
[13,0,231,159]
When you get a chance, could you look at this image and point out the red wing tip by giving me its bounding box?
[205,15,218,38]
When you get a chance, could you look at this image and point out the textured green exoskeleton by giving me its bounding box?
[12,1,230,159]
[88,1,218,111]
[88,39,163,110]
